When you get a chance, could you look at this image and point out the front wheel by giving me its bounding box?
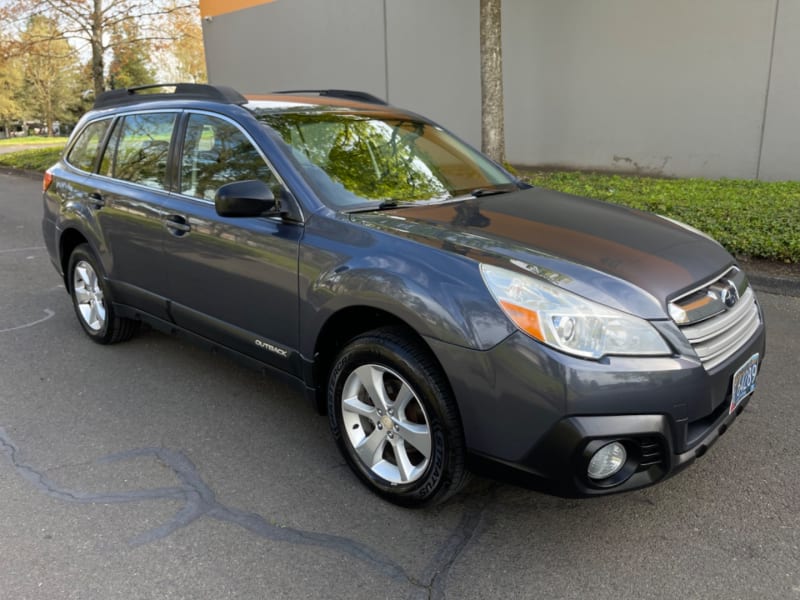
[328,328,468,507]
[67,244,138,344]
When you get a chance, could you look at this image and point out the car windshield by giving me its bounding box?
[255,110,517,209]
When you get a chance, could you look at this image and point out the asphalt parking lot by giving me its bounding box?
[1,170,798,599]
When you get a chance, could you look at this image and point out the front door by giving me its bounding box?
[161,112,303,373]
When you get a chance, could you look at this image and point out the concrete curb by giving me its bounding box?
[748,272,800,298]
[0,166,43,181]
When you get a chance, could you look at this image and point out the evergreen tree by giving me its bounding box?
[108,21,155,90]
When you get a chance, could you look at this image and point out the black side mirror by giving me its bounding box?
[215,180,277,218]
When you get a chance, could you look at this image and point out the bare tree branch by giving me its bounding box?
[1,0,201,96]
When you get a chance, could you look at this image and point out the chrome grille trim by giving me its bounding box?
[681,287,756,343]
[676,283,761,372]
[668,266,749,325]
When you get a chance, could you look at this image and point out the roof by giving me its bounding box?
[93,83,388,112]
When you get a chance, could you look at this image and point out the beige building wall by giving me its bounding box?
[200,0,798,181]
[758,0,800,180]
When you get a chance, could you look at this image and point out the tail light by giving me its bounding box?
[43,170,54,192]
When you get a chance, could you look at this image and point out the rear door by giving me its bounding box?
[90,111,178,319]
[160,111,303,373]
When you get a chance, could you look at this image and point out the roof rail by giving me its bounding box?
[93,83,248,109]
[272,89,388,105]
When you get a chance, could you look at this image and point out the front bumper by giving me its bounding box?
[426,317,766,497]
[513,392,753,496]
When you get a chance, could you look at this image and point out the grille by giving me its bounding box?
[670,268,761,372]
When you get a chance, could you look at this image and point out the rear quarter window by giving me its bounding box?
[67,119,112,172]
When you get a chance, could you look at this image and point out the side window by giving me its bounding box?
[112,113,176,190]
[98,119,120,178]
[67,119,111,172]
[180,113,277,201]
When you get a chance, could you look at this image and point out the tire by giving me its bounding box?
[67,244,138,344]
[328,327,469,507]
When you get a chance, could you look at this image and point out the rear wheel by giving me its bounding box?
[67,244,138,344]
[328,328,468,506]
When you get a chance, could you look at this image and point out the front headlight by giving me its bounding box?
[480,264,671,359]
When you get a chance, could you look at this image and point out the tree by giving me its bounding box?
[108,20,155,89]
[0,0,197,98]
[19,14,80,135]
[480,0,505,165]
[155,4,206,83]
[0,35,24,137]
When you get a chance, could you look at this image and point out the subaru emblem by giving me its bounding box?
[719,281,739,308]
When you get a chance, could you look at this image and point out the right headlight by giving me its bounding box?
[480,264,672,360]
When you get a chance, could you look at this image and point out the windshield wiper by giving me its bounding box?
[345,199,412,213]
[470,186,516,198]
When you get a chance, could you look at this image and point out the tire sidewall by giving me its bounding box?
[328,334,455,505]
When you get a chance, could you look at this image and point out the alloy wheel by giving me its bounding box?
[340,364,432,484]
[72,260,106,332]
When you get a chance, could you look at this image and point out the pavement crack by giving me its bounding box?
[0,426,410,583]
[413,483,498,600]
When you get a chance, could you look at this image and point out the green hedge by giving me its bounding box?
[523,171,800,264]
[0,146,64,171]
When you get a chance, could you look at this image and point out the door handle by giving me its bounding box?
[165,215,191,235]
[88,192,105,209]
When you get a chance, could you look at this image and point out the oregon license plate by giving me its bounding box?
[730,353,759,414]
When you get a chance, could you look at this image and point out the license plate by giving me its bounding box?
[730,353,759,414]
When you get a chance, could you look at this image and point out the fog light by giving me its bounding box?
[587,442,627,480]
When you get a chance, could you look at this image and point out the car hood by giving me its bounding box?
[349,187,735,319]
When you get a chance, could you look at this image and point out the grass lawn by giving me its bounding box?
[0,136,68,147]
[0,146,64,171]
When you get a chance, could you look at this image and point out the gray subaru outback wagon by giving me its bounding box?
[42,84,765,506]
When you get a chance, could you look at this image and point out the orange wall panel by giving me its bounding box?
[200,0,276,18]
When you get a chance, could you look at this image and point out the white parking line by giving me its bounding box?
[0,246,46,254]
[0,309,55,333]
